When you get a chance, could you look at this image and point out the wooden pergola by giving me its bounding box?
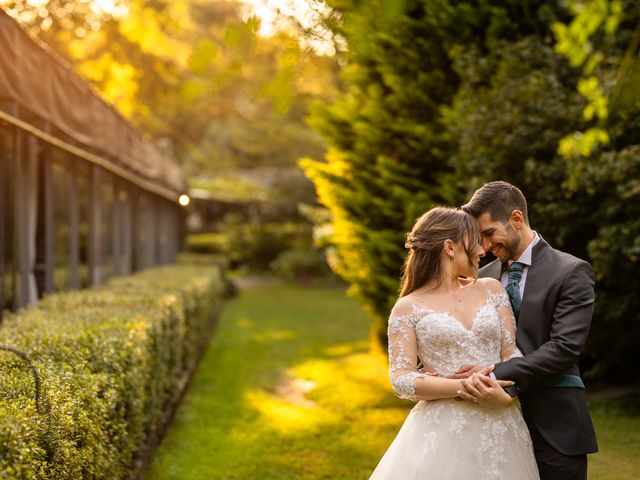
[0,10,188,315]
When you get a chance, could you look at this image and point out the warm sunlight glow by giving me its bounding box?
[1,0,129,21]
[25,0,47,7]
[178,194,190,206]
[90,0,128,18]
[238,0,336,55]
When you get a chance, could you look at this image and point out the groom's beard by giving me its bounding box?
[502,227,521,262]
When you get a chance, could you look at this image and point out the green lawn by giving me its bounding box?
[588,393,640,479]
[146,281,640,480]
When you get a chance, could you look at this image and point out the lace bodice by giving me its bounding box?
[388,281,522,400]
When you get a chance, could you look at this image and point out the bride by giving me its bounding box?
[370,207,539,480]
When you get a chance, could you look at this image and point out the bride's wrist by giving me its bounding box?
[499,390,514,407]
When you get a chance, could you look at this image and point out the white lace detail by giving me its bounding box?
[374,282,538,479]
[487,288,523,362]
[387,307,424,400]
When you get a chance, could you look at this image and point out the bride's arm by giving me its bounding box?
[388,299,462,401]
[491,282,523,363]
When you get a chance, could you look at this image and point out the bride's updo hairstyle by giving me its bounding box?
[400,207,480,297]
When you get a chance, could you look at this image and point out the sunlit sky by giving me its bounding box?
[20,0,129,17]
[237,0,335,55]
[1,0,336,55]
[237,0,324,35]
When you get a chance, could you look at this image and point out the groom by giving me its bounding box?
[457,181,597,480]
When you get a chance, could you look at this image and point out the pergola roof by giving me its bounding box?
[0,9,186,200]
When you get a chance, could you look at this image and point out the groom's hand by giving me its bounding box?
[448,364,490,379]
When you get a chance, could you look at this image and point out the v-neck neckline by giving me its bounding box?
[411,301,489,332]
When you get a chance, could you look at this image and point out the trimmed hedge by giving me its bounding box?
[0,263,231,479]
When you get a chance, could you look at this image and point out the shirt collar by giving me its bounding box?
[510,231,539,267]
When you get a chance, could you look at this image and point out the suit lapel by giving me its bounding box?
[480,258,503,281]
[518,237,550,324]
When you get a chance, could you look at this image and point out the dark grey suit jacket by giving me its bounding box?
[481,237,598,456]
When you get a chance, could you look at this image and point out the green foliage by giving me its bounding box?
[552,0,624,158]
[224,222,312,271]
[186,232,228,254]
[305,0,640,381]
[304,0,559,341]
[270,246,333,282]
[0,263,231,479]
[145,282,640,479]
[146,282,404,480]
[3,0,338,178]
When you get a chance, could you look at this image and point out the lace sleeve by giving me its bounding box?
[487,282,523,362]
[387,300,424,401]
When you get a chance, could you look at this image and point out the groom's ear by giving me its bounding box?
[510,210,525,229]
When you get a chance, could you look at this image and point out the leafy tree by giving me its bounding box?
[549,0,640,381]
[2,0,338,178]
[305,0,640,381]
[303,0,562,342]
[303,0,458,339]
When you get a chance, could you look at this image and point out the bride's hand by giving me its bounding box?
[457,373,514,408]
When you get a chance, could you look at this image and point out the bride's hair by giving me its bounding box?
[400,207,480,297]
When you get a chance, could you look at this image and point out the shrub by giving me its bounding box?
[185,232,228,254]
[0,263,231,479]
[224,222,311,270]
[270,246,332,282]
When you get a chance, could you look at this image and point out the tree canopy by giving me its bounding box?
[1,0,338,178]
[303,0,640,382]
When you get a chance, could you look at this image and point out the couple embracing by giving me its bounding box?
[370,181,597,480]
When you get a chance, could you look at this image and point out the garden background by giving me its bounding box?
[0,0,639,478]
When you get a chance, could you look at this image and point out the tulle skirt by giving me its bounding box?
[370,399,539,480]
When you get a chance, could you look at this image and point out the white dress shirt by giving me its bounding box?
[499,232,540,299]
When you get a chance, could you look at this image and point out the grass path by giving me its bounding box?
[146,281,640,480]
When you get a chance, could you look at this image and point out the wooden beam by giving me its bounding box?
[0,109,181,203]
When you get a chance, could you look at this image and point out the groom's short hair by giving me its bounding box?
[462,180,529,224]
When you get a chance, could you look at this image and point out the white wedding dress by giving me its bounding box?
[370,281,539,480]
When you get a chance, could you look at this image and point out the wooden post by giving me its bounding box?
[147,195,157,268]
[122,183,132,275]
[88,164,102,286]
[132,187,142,271]
[0,128,6,318]
[42,138,54,293]
[14,131,38,307]
[159,200,168,265]
[112,176,122,276]
[168,205,178,263]
[68,157,79,289]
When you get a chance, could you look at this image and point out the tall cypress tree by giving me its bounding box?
[303,1,456,340]
[303,0,553,341]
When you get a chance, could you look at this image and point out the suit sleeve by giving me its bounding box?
[493,260,595,392]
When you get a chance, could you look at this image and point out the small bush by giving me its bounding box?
[185,232,228,254]
[0,263,231,479]
[224,222,311,270]
[270,246,332,282]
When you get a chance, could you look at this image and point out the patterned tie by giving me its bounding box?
[506,262,525,318]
